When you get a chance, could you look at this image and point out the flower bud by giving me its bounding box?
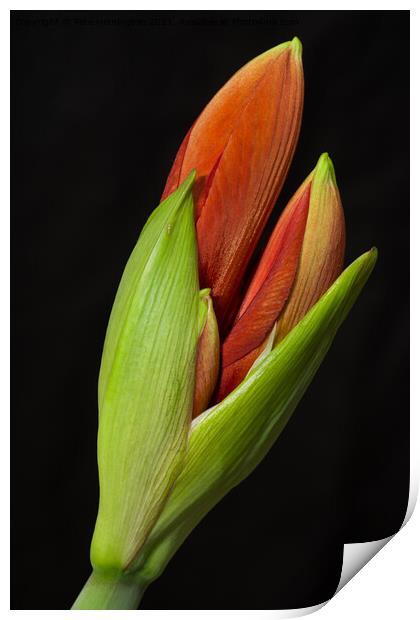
[162,38,304,333]
[276,153,345,342]
[215,154,345,401]
[193,289,220,418]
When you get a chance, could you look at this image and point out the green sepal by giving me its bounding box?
[131,249,377,581]
[91,171,201,572]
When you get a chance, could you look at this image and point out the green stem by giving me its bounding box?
[71,571,149,610]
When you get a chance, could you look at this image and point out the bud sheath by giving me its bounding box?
[91,172,201,571]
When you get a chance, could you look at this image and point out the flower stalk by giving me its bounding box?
[72,571,149,610]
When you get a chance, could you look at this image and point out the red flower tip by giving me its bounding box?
[162,39,304,334]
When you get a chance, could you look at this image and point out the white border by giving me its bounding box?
[5,4,416,617]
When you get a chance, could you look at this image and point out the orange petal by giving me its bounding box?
[276,153,346,342]
[223,181,310,366]
[214,346,263,405]
[214,178,310,402]
[193,290,220,418]
[162,38,304,334]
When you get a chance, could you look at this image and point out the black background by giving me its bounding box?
[11,10,409,610]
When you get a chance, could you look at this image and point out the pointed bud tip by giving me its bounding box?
[349,247,378,283]
[367,246,378,265]
[169,168,197,216]
[314,152,337,187]
[199,287,211,299]
[263,36,302,61]
[291,36,303,58]
[182,168,197,190]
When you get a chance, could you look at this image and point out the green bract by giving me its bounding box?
[90,171,204,572]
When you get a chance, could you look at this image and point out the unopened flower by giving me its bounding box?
[162,37,304,334]
[73,39,376,610]
[216,152,345,402]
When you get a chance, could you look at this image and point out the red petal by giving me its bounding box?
[215,180,310,402]
[223,181,310,365]
[162,40,304,334]
[214,346,263,405]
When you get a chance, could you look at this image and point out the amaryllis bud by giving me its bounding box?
[162,38,304,333]
[90,172,202,572]
[72,39,377,611]
[215,153,345,402]
[193,289,220,418]
[276,152,345,342]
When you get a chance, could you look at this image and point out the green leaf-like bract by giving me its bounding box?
[131,248,377,582]
[91,171,202,571]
